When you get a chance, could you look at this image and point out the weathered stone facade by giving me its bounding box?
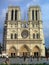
[3,6,45,57]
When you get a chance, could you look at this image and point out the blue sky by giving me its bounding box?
[0,0,49,47]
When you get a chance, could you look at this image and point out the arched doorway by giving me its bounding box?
[8,46,17,57]
[33,46,40,57]
[19,45,30,57]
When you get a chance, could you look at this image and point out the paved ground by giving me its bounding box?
[0,57,49,64]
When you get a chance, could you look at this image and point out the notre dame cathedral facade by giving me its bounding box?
[3,6,45,57]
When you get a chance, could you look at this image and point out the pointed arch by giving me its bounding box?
[32,46,41,57]
[19,45,30,56]
[19,45,30,52]
[8,46,17,57]
[10,46,17,51]
[33,46,40,52]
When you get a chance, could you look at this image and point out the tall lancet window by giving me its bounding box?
[11,10,14,20]
[11,34,13,39]
[32,10,34,20]
[15,10,17,20]
[33,33,35,39]
[36,33,39,39]
[14,34,17,39]
[36,10,38,20]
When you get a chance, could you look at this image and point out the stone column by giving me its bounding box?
[17,52,20,56]
[29,22,33,39]
[30,52,32,56]
[18,10,21,21]
[39,11,42,20]
[17,10,21,21]
[18,22,21,39]
[8,10,11,21]
[29,10,32,21]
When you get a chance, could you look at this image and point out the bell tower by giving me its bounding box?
[28,6,45,56]
[8,6,21,21]
[3,6,21,51]
[28,6,41,21]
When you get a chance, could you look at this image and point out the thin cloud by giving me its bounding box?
[26,0,40,8]
[2,8,8,17]
[7,0,22,2]
[0,8,8,27]
[0,8,8,19]
[32,0,39,2]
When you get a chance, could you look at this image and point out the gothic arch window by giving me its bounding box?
[33,33,35,39]
[14,34,17,39]
[11,10,14,20]
[36,33,39,39]
[15,10,17,20]
[32,10,34,20]
[11,34,13,39]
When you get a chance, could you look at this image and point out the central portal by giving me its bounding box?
[19,45,30,57]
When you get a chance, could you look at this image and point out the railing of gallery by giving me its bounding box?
[6,40,42,44]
